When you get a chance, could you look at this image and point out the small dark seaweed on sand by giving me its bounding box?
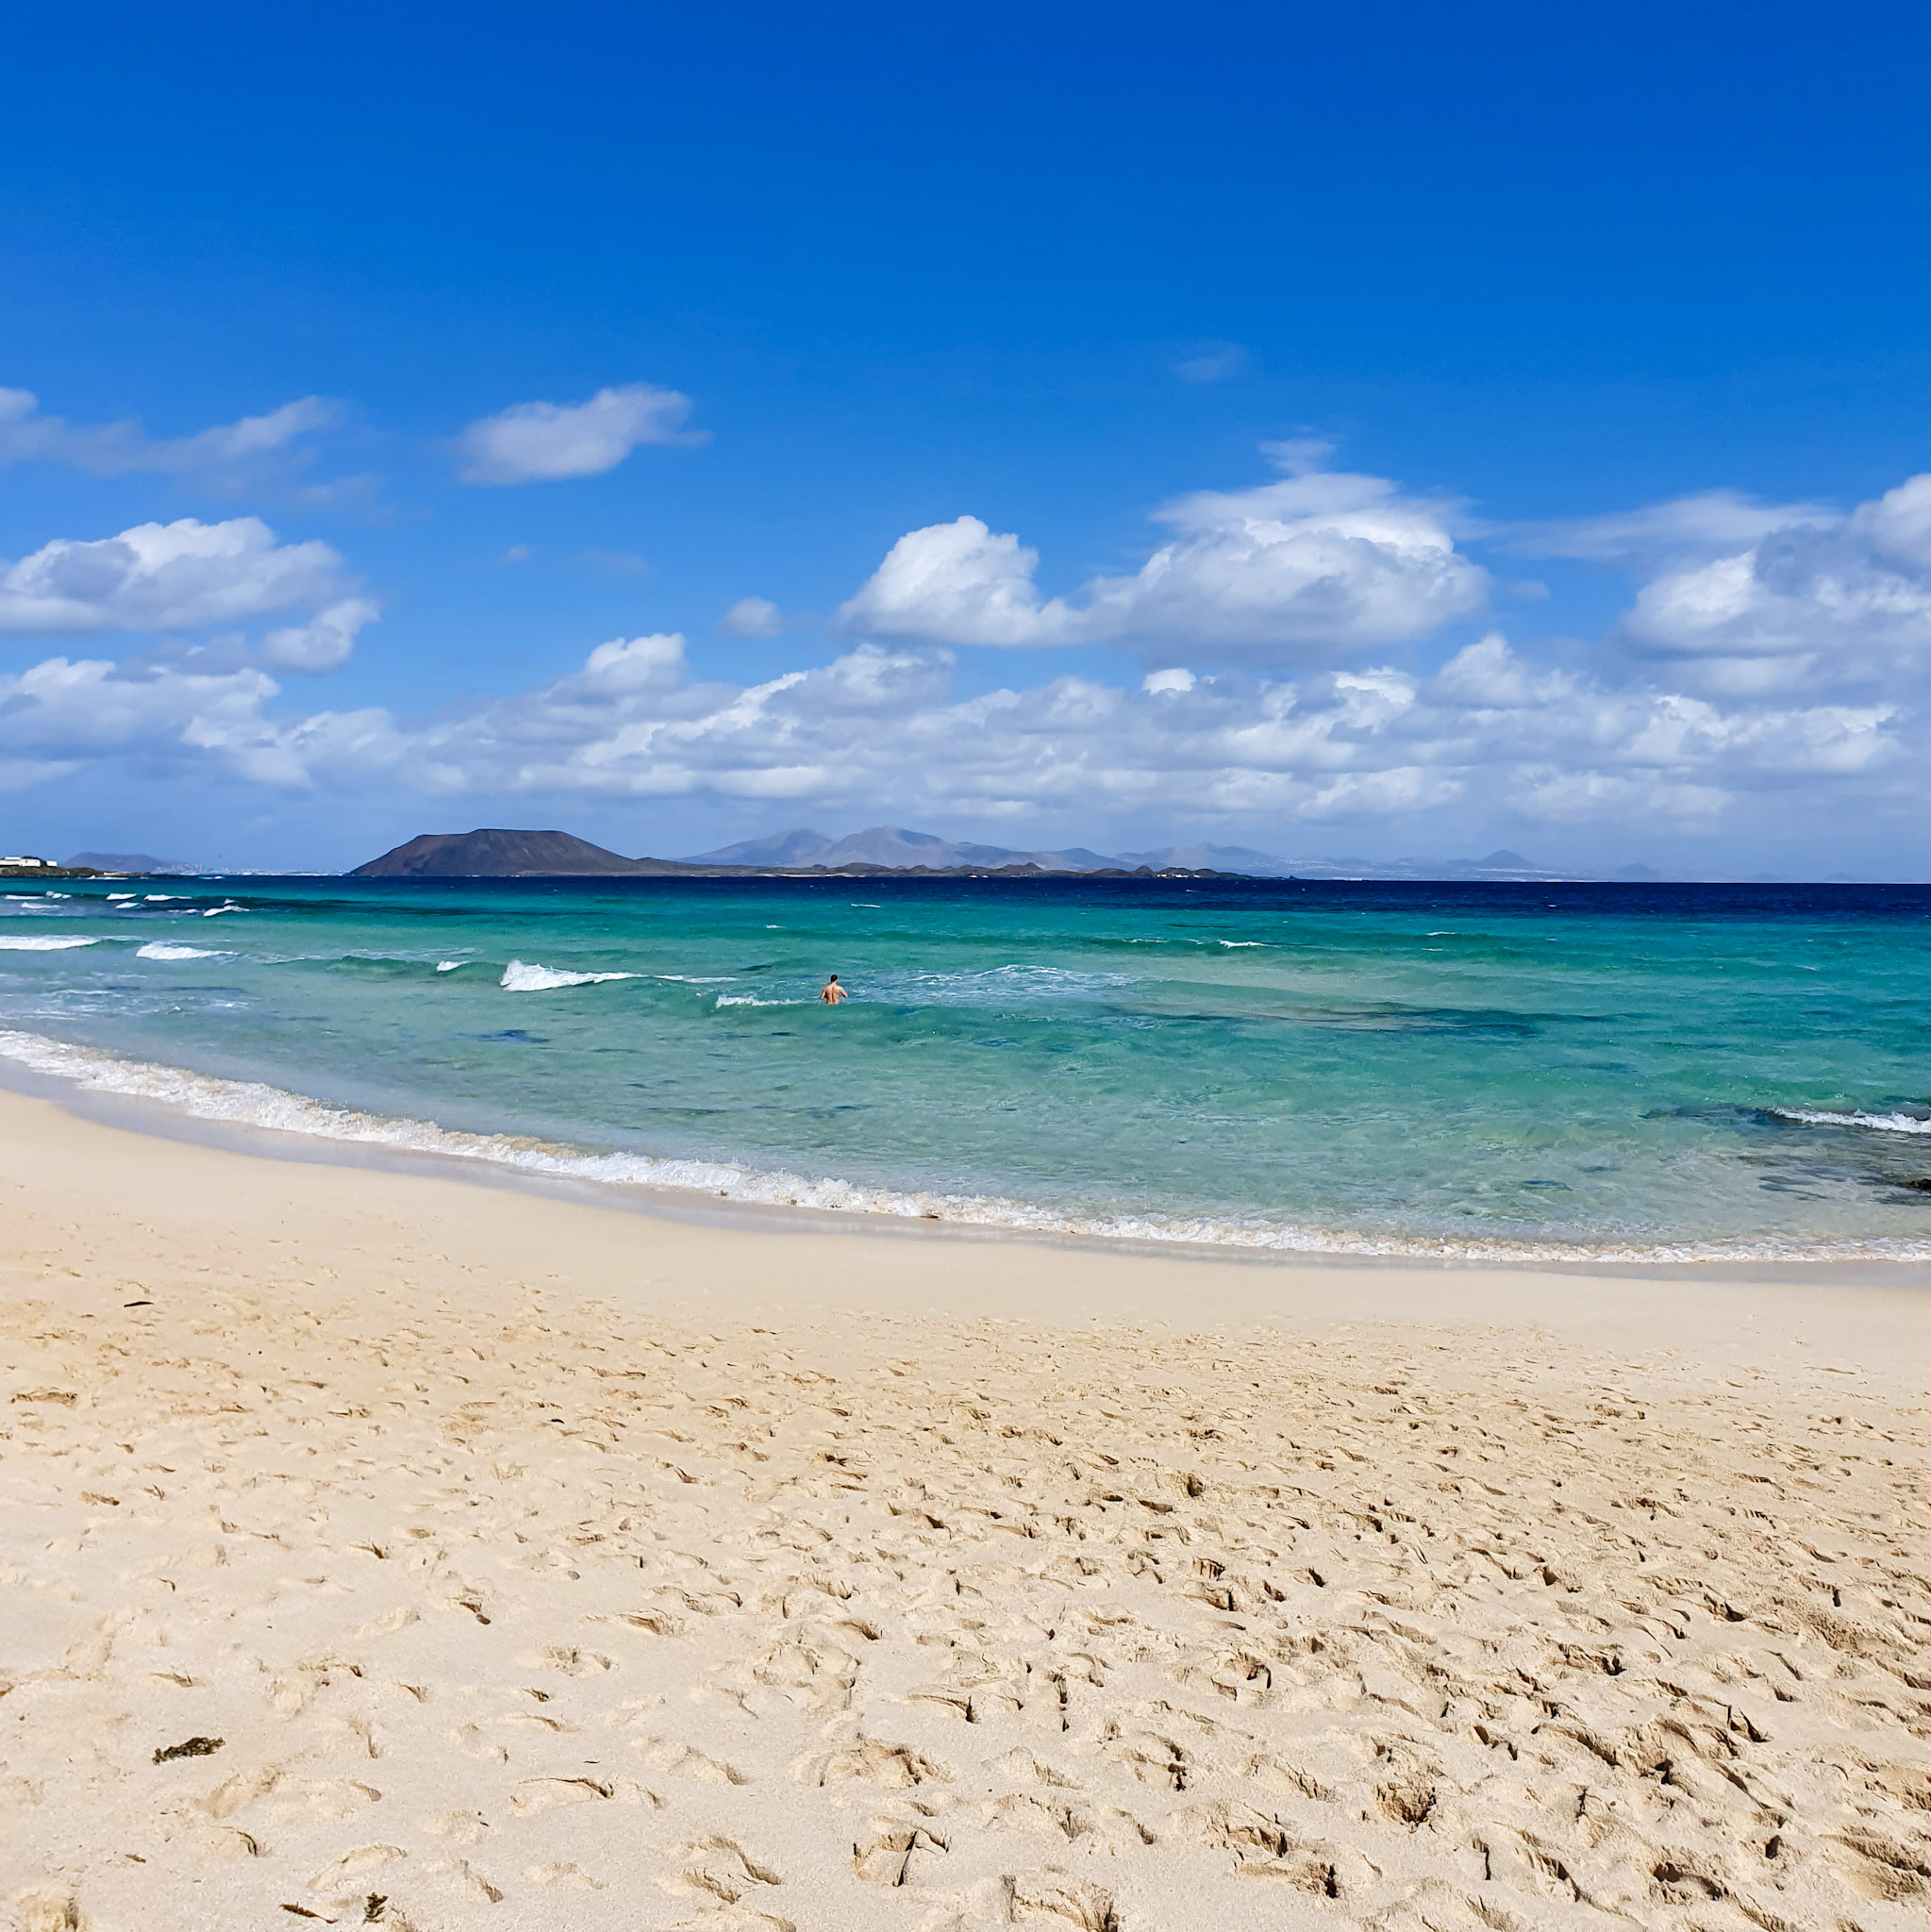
[153,1735,225,1763]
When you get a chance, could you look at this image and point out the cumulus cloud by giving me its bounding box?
[1620,476,1931,691]
[1512,475,1931,695]
[719,596,784,638]
[0,517,350,637]
[837,445,1486,660]
[0,388,338,492]
[7,458,1926,853]
[0,652,285,790]
[456,382,700,484]
[839,517,1076,648]
[0,625,1899,855]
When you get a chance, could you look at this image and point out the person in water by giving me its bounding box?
[821,974,848,1005]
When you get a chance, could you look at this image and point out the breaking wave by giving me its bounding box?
[1773,1106,1931,1137]
[0,1024,1926,1264]
[500,959,639,991]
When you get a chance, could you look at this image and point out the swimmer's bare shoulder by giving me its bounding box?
[821,974,848,1004]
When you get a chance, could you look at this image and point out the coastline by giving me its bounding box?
[5,1023,1931,1277]
[0,1072,1924,1363]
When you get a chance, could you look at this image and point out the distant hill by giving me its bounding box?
[687,828,839,867]
[65,850,201,874]
[685,824,1102,872]
[1116,842,1305,875]
[353,828,675,877]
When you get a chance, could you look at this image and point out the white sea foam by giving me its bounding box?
[1218,941,1269,948]
[713,993,799,1008]
[136,942,227,961]
[107,893,137,901]
[863,964,1140,1008]
[436,960,464,973]
[1773,1106,1931,1136]
[656,974,736,983]
[145,895,181,902]
[0,1024,1924,1265]
[500,959,638,991]
[0,936,99,951]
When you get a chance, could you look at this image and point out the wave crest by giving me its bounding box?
[1773,1106,1931,1136]
[501,958,638,991]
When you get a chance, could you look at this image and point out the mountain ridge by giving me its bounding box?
[684,825,1591,880]
[64,850,202,875]
[349,824,1615,881]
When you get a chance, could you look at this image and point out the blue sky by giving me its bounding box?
[4,0,1930,872]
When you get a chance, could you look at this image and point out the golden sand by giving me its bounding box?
[3,1088,1928,1930]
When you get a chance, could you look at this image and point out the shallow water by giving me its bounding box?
[2,874,1929,1258]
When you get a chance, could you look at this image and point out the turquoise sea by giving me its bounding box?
[2,874,1928,1260]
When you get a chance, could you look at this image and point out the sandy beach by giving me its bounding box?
[3,1086,1929,1932]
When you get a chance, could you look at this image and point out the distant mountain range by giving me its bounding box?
[64,850,202,874]
[687,826,1119,872]
[351,824,1627,881]
[686,825,1596,880]
[350,826,1215,879]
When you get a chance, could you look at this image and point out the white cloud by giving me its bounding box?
[2,626,1900,857]
[719,596,784,638]
[8,462,1930,857]
[1510,489,1838,562]
[1618,475,1931,691]
[839,517,1076,647]
[259,597,379,673]
[0,388,338,492]
[456,383,700,484]
[1510,475,1931,696]
[0,653,284,788]
[837,446,1486,660]
[0,518,350,637]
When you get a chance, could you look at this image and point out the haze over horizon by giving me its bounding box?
[4,3,1929,876]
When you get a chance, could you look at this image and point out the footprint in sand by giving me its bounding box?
[656,1835,783,1905]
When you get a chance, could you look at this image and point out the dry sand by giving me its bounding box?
[2,1086,1929,1932]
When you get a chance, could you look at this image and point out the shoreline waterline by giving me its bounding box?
[5,1023,1929,1276]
